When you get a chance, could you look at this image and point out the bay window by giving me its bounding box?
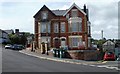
[79,22,82,32]
[40,22,50,33]
[69,36,82,47]
[69,22,82,32]
[41,23,46,33]
[71,22,78,32]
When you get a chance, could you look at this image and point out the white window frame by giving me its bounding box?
[40,22,47,33]
[69,36,82,47]
[40,22,50,33]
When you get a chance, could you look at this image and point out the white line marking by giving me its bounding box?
[97,65,119,70]
[82,64,88,65]
[89,65,95,67]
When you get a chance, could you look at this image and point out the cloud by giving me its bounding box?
[59,5,69,10]
[0,0,72,2]
[0,0,119,39]
[107,25,118,30]
[92,31,101,35]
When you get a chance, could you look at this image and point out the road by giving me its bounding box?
[2,47,119,72]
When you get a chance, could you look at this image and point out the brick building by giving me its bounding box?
[34,3,91,50]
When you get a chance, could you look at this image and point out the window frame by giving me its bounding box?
[41,11,48,20]
[40,22,50,33]
[71,9,78,17]
[54,22,59,33]
[71,22,78,32]
[69,36,82,47]
[60,22,65,33]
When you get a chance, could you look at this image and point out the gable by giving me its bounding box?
[63,3,86,16]
[33,5,55,18]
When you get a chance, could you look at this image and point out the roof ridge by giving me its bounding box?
[51,9,65,11]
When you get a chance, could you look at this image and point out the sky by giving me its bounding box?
[0,0,119,39]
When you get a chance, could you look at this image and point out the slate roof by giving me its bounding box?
[51,9,88,16]
[52,10,67,16]
[4,29,14,34]
[34,4,89,21]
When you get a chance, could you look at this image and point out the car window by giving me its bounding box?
[107,52,113,55]
[7,44,11,46]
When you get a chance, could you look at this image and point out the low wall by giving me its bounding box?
[48,49,100,61]
[66,50,100,61]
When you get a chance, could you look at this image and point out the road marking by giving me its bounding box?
[89,65,95,67]
[82,64,88,65]
[97,65,119,70]
[75,62,81,64]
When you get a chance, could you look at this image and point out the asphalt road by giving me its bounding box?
[2,47,119,72]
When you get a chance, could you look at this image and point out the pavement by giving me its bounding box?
[19,48,112,65]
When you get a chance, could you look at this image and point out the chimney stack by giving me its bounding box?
[84,4,86,13]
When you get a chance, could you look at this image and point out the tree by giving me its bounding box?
[9,34,20,44]
[19,33,27,46]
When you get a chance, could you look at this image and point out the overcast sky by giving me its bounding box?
[0,0,119,39]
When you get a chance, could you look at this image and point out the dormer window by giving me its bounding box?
[71,9,78,17]
[41,11,48,20]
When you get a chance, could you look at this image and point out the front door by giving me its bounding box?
[54,38,60,48]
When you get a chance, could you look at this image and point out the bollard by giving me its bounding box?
[45,43,48,55]
[41,44,43,54]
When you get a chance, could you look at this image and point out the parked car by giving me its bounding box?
[19,45,25,49]
[5,44,13,49]
[116,55,120,61]
[12,44,23,50]
[117,57,120,61]
[104,52,115,61]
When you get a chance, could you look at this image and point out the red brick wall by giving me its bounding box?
[48,50,100,61]
[34,20,39,48]
[66,50,100,60]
